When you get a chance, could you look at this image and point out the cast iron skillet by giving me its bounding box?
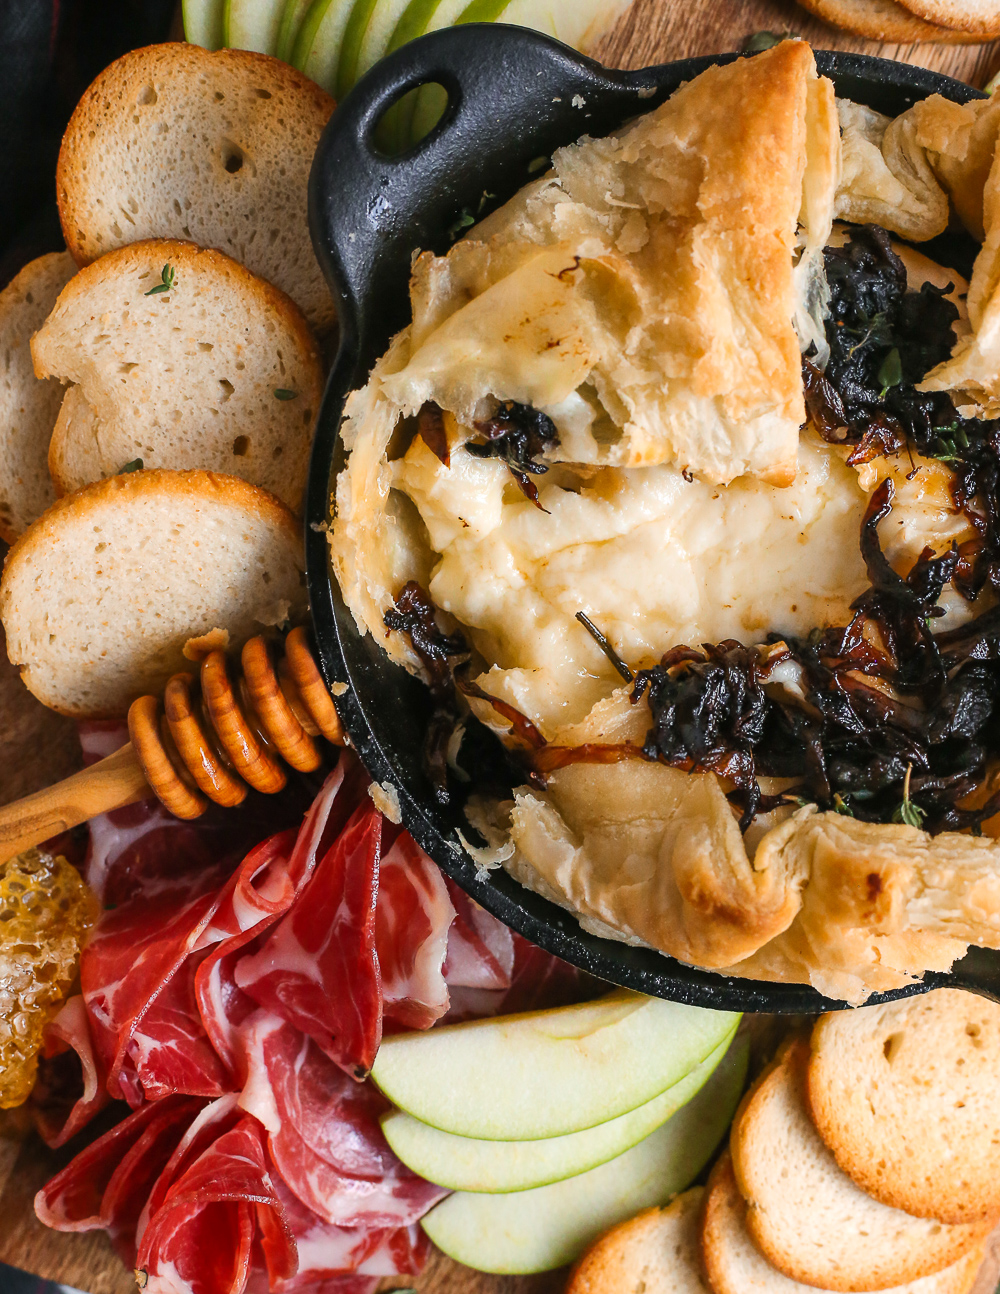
[306,24,1000,1012]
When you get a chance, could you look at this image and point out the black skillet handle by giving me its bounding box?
[307,23,684,378]
[936,945,1000,1004]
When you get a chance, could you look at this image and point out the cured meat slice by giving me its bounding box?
[77,723,319,909]
[445,931,599,1021]
[99,1097,207,1263]
[141,1197,256,1294]
[442,877,515,991]
[136,1094,244,1247]
[237,803,383,1080]
[123,945,233,1103]
[137,1117,291,1294]
[268,1116,445,1227]
[34,1095,199,1231]
[198,931,276,1087]
[240,1016,446,1227]
[377,833,455,1030]
[81,863,232,1104]
[31,994,111,1148]
[249,1022,392,1177]
[270,1171,431,1286]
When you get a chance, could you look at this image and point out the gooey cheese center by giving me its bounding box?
[393,431,868,734]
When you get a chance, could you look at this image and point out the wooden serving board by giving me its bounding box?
[1,2,999,1291]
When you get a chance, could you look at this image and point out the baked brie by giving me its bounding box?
[331,43,1000,1002]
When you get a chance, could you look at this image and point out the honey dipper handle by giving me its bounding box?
[0,743,151,866]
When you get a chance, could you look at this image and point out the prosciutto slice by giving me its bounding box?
[236,803,383,1080]
[270,1172,430,1289]
[137,1116,292,1294]
[377,834,455,1031]
[35,1095,204,1233]
[239,1015,446,1228]
[77,722,319,909]
[442,877,515,991]
[32,995,111,1148]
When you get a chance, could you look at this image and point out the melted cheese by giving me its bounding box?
[394,432,872,732]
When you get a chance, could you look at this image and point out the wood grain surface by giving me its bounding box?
[2,2,1000,1292]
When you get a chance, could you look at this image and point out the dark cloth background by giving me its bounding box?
[0,4,175,1289]
[0,0,177,289]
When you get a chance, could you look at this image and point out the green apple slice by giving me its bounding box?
[421,1032,749,1274]
[384,0,468,148]
[356,0,415,82]
[381,1027,737,1193]
[224,0,287,51]
[384,0,448,52]
[184,0,226,48]
[336,0,378,97]
[276,0,314,60]
[293,0,356,92]
[370,989,739,1141]
[463,0,632,49]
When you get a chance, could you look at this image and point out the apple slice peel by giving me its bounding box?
[370,989,740,1141]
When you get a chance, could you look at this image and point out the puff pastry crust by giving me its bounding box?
[377,41,839,486]
[331,47,1000,1001]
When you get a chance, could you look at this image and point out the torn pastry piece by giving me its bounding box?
[919,122,1000,415]
[509,769,1000,1004]
[909,91,1000,241]
[723,809,1000,1004]
[508,760,806,969]
[377,41,840,486]
[834,99,950,242]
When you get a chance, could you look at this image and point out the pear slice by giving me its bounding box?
[293,0,356,92]
[276,0,315,59]
[421,1033,749,1273]
[381,1027,737,1193]
[370,989,739,1141]
[224,0,287,51]
[183,0,226,48]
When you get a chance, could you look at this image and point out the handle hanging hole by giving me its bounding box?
[373,80,451,158]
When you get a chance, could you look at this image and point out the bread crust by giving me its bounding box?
[730,1039,992,1291]
[806,991,1000,1225]
[32,238,321,512]
[0,252,76,543]
[0,468,304,718]
[567,1190,710,1294]
[794,0,986,41]
[895,0,1000,35]
[702,1151,986,1294]
[56,43,335,330]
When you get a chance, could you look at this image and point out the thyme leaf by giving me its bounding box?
[118,458,143,473]
[274,388,298,400]
[145,263,175,296]
[878,346,902,398]
[892,765,926,829]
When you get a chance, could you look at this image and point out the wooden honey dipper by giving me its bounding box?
[0,626,346,865]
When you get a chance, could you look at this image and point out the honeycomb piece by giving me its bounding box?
[0,849,98,1108]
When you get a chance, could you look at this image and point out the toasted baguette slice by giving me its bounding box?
[896,0,1000,36]
[702,1152,985,1294]
[33,240,322,514]
[0,469,305,717]
[806,990,1000,1225]
[0,253,76,543]
[793,0,984,41]
[56,42,335,331]
[568,1189,711,1294]
[730,1039,992,1292]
